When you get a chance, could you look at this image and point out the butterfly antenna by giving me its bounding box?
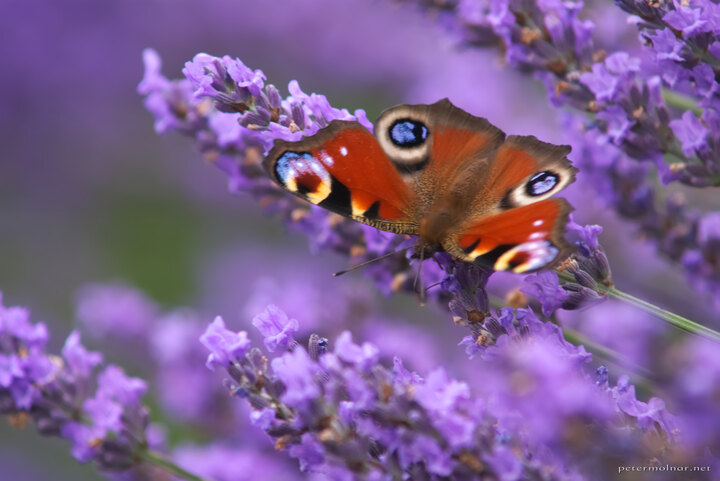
[333,247,409,277]
[413,248,426,306]
[425,279,444,291]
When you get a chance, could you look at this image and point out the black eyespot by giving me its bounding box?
[389,119,428,148]
[526,171,559,196]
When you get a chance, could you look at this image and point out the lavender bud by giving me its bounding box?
[570,265,598,290]
[561,283,604,310]
[591,249,612,283]
[266,84,282,108]
[240,111,269,127]
[263,378,286,400]
[267,423,298,437]
[248,392,271,410]
[227,361,246,383]
[483,317,508,339]
[596,366,609,387]
[248,347,268,374]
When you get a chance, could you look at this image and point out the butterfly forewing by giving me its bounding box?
[374,99,506,199]
[264,121,418,234]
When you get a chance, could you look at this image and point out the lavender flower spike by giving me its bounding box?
[0,292,155,472]
[202,306,684,481]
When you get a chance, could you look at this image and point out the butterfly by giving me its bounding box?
[263,98,577,273]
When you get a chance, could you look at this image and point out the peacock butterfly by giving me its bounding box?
[263,99,577,273]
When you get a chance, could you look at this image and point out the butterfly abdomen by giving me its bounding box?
[418,195,465,249]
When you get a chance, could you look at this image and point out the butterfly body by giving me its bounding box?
[265,99,576,273]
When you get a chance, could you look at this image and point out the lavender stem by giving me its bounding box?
[607,286,720,342]
[557,270,720,342]
[662,89,703,116]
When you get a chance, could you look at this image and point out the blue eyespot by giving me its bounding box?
[389,119,429,148]
[275,151,314,182]
[526,171,559,196]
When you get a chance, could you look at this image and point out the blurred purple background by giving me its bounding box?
[1,0,715,479]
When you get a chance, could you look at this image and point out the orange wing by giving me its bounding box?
[444,198,573,272]
[467,135,576,215]
[373,99,506,203]
[264,121,417,234]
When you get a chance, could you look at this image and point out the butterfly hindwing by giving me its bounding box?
[445,198,573,273]
[264,121,417,233]
[439,134,576,273]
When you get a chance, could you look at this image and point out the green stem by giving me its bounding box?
[141,450,212,481]
[605,286,720,342]
[557,271,720,342]
[661,88,703,116]
[685,40,720,69]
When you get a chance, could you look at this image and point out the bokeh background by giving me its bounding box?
[1,0,715,479]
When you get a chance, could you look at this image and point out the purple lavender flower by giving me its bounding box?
[270,347,320,409]
[199,316,250,370]
[670,111,711,157]
[663,5,708,37]
[201,305,692,480]
[333,331,379,372]
[580,63,621,103]
[252,304,299,352]
[62,330,103,379]
[522,270,568,316]
[0,292,154,471]
[0,301,48,348]
[288,433,325,471]
[74,284,309,479]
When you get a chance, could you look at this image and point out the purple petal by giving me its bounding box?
[61,331,103,379]
[252,304,299,352]
[200,316,251,370]
[669,111,709,156]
